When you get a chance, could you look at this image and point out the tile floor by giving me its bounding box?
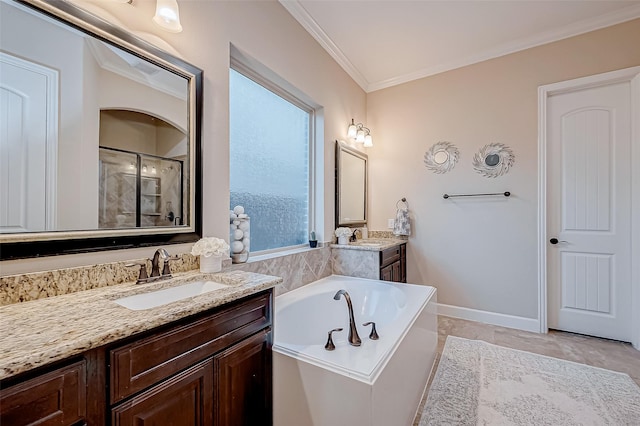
[414,315,640,424]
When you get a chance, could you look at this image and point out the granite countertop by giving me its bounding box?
[0,270,282,380]
[329,238,407,251]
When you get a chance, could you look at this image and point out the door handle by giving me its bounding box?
[549,238,568,245]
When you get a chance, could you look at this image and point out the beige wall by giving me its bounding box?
[1,0,366,275]
[366,18,640,319]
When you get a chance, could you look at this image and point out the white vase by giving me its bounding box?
[338,236,348,245]
[200,254,222,273]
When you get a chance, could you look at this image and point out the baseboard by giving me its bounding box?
[437,303,540,333]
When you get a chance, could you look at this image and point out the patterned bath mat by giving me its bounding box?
[420,336,640,425]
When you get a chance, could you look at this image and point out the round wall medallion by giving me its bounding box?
[472,143,515,178]
[424,142,459,174]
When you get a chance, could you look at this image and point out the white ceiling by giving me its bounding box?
[279,0,640,92]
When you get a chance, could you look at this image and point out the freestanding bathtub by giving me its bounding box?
[273,275,438,426]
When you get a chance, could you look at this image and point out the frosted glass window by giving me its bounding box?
[230,68,310,252]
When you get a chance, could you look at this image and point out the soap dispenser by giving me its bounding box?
[361,225,368,239]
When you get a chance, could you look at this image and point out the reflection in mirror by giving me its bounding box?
[99,109,186,229]
[335,141,367,227]
[0,0,202,259]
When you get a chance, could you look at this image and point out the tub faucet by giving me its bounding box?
[333,290,362,346]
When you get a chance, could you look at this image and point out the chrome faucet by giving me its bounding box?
[150,248,170,277]
[333,290,362,346]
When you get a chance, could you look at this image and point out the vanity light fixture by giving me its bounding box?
[112,0,182,33]
[347,118,373,147]
[153,0,183,33]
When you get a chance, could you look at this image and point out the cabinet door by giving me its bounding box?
[112,359,214,426]
[380,264,394,282]
[399,244,407,283]
[0,361,86,426]
[214,329,272,426]
[392,261,402,283]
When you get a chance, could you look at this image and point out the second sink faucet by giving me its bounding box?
[333,289,362,346]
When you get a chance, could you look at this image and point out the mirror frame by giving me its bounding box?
[335,140,367,227]
[0,0,202,260]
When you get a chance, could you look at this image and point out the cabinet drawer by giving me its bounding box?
[110,292,271,403]
[0,360,86,426]
[380,246,401,268]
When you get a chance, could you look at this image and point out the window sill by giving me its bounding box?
[234,243,326,264]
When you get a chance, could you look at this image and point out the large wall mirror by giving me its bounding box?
[0,0,202,259]
[335,141,367,227]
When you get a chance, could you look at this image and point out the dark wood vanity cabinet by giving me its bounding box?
[0,360,87,426]
[0,289,273,426]
[380,243,407,283]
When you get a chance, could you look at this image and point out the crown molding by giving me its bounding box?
[278,0,370,92]
[281,1,640,93]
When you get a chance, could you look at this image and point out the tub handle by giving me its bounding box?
[325,328,343,351]
[363,322,379,340]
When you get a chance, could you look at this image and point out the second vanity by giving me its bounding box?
[331,238,407,283]
[0,269,281,425]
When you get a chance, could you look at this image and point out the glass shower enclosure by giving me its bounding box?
[98,147,184,229]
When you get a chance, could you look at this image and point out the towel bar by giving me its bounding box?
[443,191,510,199]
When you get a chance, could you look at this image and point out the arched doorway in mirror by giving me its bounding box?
[98,109,187,229]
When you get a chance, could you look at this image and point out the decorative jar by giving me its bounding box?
[230,216,250,263]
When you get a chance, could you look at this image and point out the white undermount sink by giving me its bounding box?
[114,280,229,310]
[350,241,384,247]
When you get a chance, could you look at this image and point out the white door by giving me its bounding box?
[0,52,57,232]
[547,81,632,342]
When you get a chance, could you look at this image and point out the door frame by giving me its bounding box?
[0,52,58,230]
[537,66,640,349]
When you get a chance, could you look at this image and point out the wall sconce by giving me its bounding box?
[347,118,373,147]
[153,0,183,33]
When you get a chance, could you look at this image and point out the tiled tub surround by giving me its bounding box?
[0,253,199,306]
[229,246,332,296]
[331,238,407,279]
[0,269,281,380]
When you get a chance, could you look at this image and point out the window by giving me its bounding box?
[229,66,313,252]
